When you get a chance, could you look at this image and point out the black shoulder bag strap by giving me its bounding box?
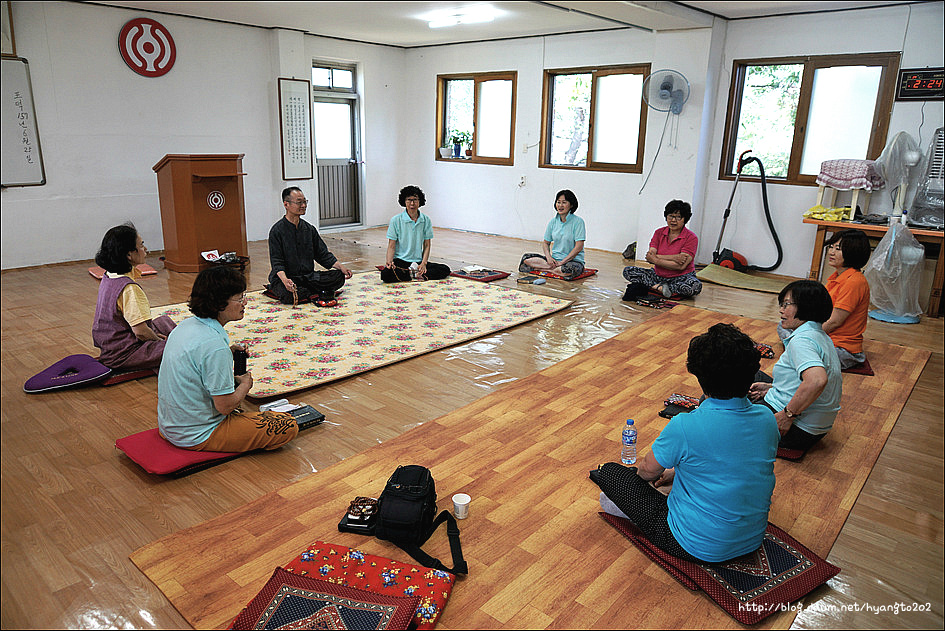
[396,510,468,575]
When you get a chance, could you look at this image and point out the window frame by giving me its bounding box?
[435,71,517,166]
[719,52,900,186]
[538,63,650,174]
[312,63,357,94]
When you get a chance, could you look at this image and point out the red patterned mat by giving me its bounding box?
[529,267,598,281]
[841,355,874,376]
[600,512,840,625]
[274,541,456,630]
[449,269,511,282]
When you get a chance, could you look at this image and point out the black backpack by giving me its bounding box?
[374,465,468,575]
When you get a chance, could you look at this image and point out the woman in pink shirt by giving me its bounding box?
[623,200,702,300]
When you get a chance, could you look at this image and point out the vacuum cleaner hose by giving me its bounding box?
[743,156,784,272]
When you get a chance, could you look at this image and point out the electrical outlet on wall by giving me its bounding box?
[519,175,526,187]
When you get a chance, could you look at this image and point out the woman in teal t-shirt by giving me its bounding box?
[594,323,779,563]
[518,189,586,279]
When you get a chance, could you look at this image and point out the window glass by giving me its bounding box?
[799,65,882,174]
[331,68,353,89]
[313,102,352,160]
[549,73,591,166]
[477,79,513,158]
[444,79,473,146]
[312,67,331,88]
[592,72,642,163]
[732,64,803,177]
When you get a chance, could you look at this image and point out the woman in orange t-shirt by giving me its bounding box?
[779,229,871,368]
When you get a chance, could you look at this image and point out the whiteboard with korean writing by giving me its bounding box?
[1,57,46,186]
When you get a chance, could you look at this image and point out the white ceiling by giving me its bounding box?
[84,1,924,47]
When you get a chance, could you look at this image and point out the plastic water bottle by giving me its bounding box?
[621,419,637,465]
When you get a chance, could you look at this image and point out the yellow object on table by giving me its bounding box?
[804,205,853,222]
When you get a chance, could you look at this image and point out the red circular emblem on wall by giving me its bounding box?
[118,18,176,77]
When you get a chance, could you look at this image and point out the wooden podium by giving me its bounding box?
[152,154,248,272]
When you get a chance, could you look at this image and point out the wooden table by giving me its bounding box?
[803,217,944,317]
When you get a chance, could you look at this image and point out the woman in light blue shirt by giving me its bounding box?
[750,280,841,452]
[518,189,586,279]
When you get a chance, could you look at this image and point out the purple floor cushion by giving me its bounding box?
[115,428,241,476]
[24,354,112,393]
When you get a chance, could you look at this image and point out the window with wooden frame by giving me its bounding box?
[435,71,517,165]
[539,64,649,173]
[719,52,900,185]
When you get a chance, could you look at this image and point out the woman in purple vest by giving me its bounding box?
[92,224,176,371]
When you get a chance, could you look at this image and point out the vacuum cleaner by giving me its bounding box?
[712,150,784,273]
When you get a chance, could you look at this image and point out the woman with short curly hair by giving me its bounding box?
[381,185,451,282]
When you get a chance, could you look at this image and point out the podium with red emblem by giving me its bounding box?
[152,153,248,272]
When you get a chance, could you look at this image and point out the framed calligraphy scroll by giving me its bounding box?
[278,77,313,180]
[1,57,46,187]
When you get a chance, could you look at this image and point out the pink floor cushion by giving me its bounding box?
[115,428,241,476]
[24,354,113,393]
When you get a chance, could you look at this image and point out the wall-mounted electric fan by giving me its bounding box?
[638,69,691,194]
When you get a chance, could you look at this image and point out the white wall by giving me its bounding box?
[1,2,273,268]
[0,2,406,270]
[697,3,945,279]
[401,27,714,258]
[3,2,942,275]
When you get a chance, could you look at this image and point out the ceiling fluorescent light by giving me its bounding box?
[426,5,499,29]
[429,16,461,28]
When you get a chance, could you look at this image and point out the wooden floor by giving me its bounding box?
[1,227,942,629]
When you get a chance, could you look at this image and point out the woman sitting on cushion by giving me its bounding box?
[158,266,298,452]
[622,199,702,299]
[779,229,871,369]
[752,280,842,452]
[381,185,451,283]
[518,189,586,280]
[597,323,779,563]
[92,223,176,371]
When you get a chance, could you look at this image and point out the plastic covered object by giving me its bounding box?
[874,131,921,214]
[862,223,925,323]
[908,127,944,229]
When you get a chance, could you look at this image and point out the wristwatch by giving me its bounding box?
[782,407,798,419]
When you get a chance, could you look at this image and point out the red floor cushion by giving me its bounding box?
[115,428,241,476]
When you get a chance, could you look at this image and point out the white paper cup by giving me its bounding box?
[452,493,471,519]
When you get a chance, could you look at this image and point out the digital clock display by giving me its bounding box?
[895,67,945,101]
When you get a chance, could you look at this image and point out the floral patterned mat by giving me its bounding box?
[153,272,571,399]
